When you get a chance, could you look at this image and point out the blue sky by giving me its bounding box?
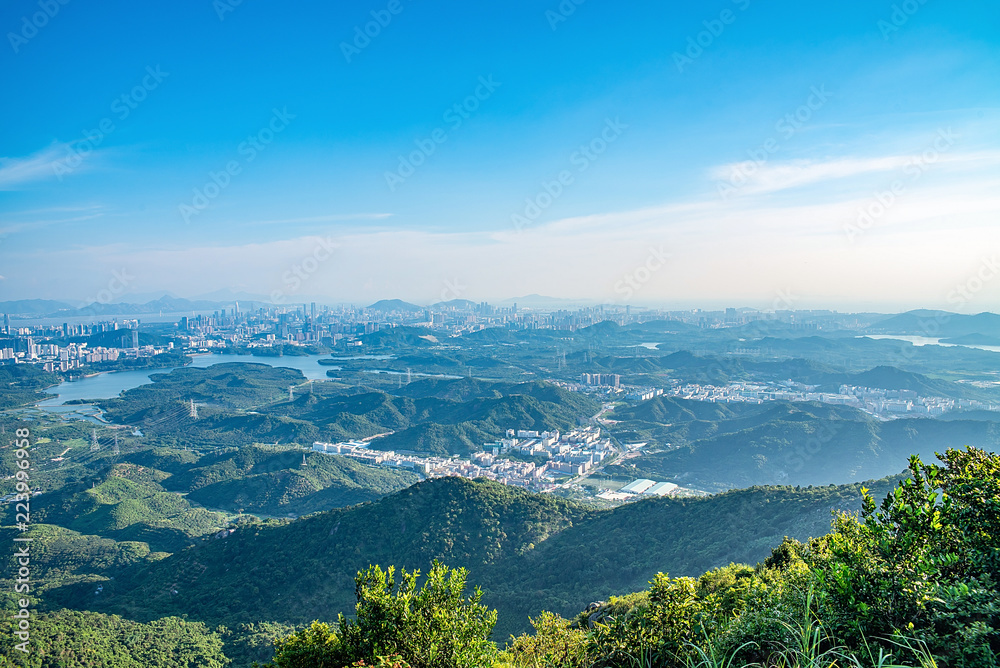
[1,0,998,309]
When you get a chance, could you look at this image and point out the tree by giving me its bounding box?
[267,561,498,668]
[812,447,1000,666]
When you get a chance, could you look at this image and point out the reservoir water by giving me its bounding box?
[37,353,332,407]
[862,335,1000,354]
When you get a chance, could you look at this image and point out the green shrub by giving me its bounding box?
[266,561,497,668]
[503,612,592,668]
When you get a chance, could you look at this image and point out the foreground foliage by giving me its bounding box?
[0,609,228,668]
[266,561,497,668]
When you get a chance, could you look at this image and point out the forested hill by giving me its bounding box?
[57,474,900,639]
[94,364,599,456]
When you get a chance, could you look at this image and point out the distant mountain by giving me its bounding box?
[609,399,1000,491]
[940,333,1000,346]
[868,310,1000,338]
[576,320,622,337]
[1,295,263,318]
[358,326,439,349]
[0,299,74,315]
[844,365,975,397]
[626,319,698,334]
[432,299,478,310]
[367,299,425,312]
[62,296,225,317]
[111,291,180,303]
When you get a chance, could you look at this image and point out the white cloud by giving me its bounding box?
[4,144,999,312]
[0,143,87,189]
[710,149,1000,196]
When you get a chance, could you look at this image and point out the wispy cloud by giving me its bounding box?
[0,213,104,236]
[8,204,105,216]
[246,213,393,226]
[710,150,1000,196]
[0,143,80,189]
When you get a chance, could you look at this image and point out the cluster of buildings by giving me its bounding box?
[596,478,679,501]
[556,377,665,403]
[580,373,621,388]
[311,427,619,492]
[488,427,616,475]
[2,299,884,374]
[666,380,996,418]
[835,384,990,416]
[0,318,170,372]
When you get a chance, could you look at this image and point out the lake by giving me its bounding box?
[37,352,333,407]
[862,335,1000,354]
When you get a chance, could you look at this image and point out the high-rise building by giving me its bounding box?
[2,313,9,335]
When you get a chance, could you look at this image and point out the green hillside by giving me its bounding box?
[0,524,163,598]
[261,379,600,456]
[841,364,990,399]
[94,364,598,456]
[609,399,1000,491]
[169,445,419,515]
[59,475,896,640]
[0,364,61,408]
[257,448,1000,668]
[100,363,305,419]
[21,463,228,552]
[0,610,228,668]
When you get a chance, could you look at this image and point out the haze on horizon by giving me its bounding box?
[1,1,998,313]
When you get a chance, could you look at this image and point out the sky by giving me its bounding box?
[0,0,998,311]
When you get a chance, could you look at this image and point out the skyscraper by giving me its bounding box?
[2,313,8,335]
